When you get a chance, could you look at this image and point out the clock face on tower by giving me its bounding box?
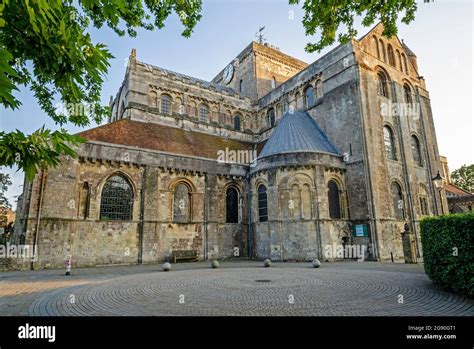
[222,64,234,84]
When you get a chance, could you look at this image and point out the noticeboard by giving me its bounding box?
[353,224,369,237]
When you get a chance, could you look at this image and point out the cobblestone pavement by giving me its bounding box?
[0,260,472,316]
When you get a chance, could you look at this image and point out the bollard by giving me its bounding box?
[65,255,72,276]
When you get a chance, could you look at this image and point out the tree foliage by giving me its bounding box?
[451,164,474,194]
[0,173,12,209]
[0,173,12,230]
[0,0,202,180]
[289,0,418,53]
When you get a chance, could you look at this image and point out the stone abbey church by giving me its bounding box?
[15,24,446,269]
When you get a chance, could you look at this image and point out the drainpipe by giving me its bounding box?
[312,166,322,259]
[31,169,46,270]
[85,184,91,219]
[138,166,147,264]
[246,170,252,258]
[204,173,209,261]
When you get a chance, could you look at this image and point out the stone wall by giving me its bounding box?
[250,153,351,261]
[355,24,444,261]
[20,142,249,269]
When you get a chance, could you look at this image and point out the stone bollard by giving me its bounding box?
[312,259,321,268]
[263,259,271,267]
[65,255,72,276]
[211,260,219,268]
[163,262,171,271]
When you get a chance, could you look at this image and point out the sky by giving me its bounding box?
[1,0,473,208]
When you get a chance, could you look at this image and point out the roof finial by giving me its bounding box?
[256,26,266,45]
[128,48,137,70]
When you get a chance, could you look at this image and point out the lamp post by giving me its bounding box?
[432,171,444,215]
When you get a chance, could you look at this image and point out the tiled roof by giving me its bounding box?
[444,183,472,196]
[258,111,340,159]
[77,119,253,160]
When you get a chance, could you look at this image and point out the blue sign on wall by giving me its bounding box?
[353,224,369,237]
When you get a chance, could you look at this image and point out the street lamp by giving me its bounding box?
[432,171,444,215]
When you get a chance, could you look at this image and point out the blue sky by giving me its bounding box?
[1,0,473,206]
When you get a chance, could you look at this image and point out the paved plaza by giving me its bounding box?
[0,260,472,316]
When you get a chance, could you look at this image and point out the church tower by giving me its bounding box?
[211,41,308,100]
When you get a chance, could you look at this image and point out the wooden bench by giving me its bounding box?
[172,250,198,263]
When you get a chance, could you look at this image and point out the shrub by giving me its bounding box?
[420,212,474,298]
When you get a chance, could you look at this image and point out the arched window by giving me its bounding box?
[305,85,315,108]
[199,104,208,123]
[387,44,395,66]
[377,71,389,98]
[404,84,412,104]
[257,184,268,222]
[379,39,386,62]
[173,182,191,223]
[372,36,380,59]
[290,184,301,219]
[391,182,404,219]
[239,79,243,93]
[190,101,197,117]
[161,94,171,114]
[383,126,397,161]
[315,80,323,98]
[419,185,429,216]
[100,175,133,221]
[226,187,239,223]
[271,76,276,89]
[267,108,275,127]
[411,135,422,167]
[223,109,231,124]
[396,50,402,71]
[210,106,218,123]
[328,180,341,219]
[402,54,409,74]
[174,97,183,114]
[295,91,301,109]
[234,114,241,131]
[301,184,311,219]
[148,91,157,108]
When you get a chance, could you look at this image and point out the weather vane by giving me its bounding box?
[256,26,266,44]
